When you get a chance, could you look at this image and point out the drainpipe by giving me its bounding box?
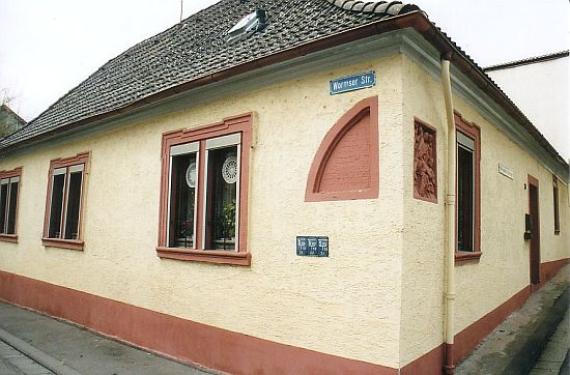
[441,53,456,375]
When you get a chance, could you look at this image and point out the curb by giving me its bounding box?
[0,327,82,375]
[560,349,569,375]
[502,287,569,375]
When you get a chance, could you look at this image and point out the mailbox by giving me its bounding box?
[524,214,533,240]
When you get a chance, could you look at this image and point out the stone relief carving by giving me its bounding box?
[414,121,437,202]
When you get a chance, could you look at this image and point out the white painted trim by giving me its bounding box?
[166,156,173,245]
[74,171,84,240]
[192,152,199,249]
[2,183,11,233]
[234,144,241,252]
[457,131,475,150]
[205,133,241,150]
[53,168,67,176]
[48,173,66,238]
[61,172,72,239]
[166,151,199,249]
[68,164,84,173]
[201,150,209,250]
[170,141,199,156]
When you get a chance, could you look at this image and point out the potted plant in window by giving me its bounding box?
[220,200,236,250]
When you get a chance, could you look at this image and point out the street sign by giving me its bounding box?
[296,236,329,257]
[330,71,376,95]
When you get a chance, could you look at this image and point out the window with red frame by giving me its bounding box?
[455,113,481,260]
[157,115,251,266]
[43,153,89,249]
[0,168,21,239]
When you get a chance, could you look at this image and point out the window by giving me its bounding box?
[157,114,252,266]
[455,114,481,261]
[0,167,22,242]
[43,153,89,250]
[553,176,560,234]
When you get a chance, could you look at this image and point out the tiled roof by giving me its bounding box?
[0,0,418,150]
[1,0,566,174]
[325,0,418,14]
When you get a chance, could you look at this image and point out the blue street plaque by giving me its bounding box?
[330,71,376,95]
[296,236,329,257]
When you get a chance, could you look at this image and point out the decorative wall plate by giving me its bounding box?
[222,155,238,184]
[185,162,197,188]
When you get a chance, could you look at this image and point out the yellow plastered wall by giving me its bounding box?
[0,55,405,367]
[399,54,570,366]
[399,55,447,367]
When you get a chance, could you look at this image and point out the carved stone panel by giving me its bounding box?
[414,120,437,202]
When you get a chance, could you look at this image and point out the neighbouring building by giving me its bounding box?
[0,1,568,374]
[485,50,569,161]
[0,104,26,138]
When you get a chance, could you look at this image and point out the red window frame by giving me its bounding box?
[42,152,90,251]
[454,113,481,263]
[0,167,22,243]
[157,113,252,266]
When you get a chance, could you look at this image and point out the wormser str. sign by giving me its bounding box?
[330,71,376,95]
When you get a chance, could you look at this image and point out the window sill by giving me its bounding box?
[455,251,482,263]
[0,234,18,243]
[156,247,251,266]
[42,238,84,251]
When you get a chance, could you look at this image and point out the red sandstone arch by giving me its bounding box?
[305,96,379,202]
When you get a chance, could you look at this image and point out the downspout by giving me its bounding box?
[441,53,456,375]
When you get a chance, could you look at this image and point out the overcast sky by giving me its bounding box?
[0,0,568,121]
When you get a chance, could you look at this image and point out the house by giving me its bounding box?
[0,104,26,138]
[0,1,568,374]
[485,50,569,161]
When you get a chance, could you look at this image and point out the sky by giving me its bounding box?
[0,0,568,122]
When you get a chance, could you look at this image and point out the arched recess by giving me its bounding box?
[305,96,379,202]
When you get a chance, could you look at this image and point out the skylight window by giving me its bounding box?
[227,9,267,44]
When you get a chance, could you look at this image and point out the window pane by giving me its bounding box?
[169,153,197,248]
[205,146,238,250]
[457,144,474,251]
[0,184,7,233]
[64,171,83,240]
[49,173,66,238]
[6,182,18,234]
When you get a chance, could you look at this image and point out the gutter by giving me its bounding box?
[441,55,456,375]
[484,50,569,72]
[408,16,567,171]
[1,11,567,179]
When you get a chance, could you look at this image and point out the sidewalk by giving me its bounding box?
[530,308,569,375]
[457,264,570,375]
[0,302,213,375]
